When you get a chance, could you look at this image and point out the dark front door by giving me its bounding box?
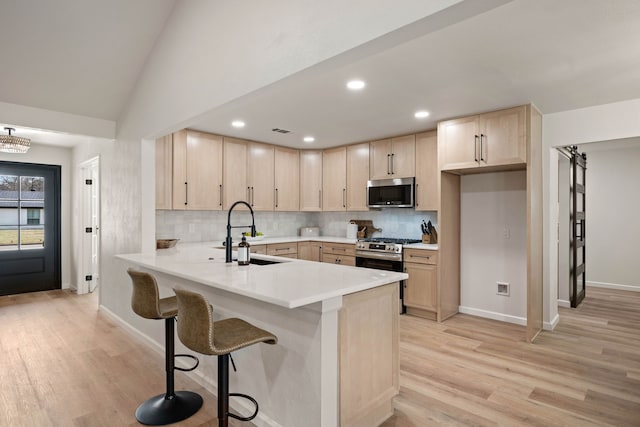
[0,161,61,295]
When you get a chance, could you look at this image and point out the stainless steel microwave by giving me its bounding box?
[367,177,415,208]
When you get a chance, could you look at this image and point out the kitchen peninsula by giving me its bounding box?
[116,242,407,427]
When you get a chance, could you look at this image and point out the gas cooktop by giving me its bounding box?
[359,237,421,245]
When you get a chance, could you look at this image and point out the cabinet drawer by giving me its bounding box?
[267,242,298,256]
[322,253,356,266]
[251,245,267,255]
[404,249,438,265]
[322,242,355,256]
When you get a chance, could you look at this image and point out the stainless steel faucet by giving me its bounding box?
[225,200,256,263]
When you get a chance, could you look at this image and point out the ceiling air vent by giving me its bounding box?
[272,128,291,134]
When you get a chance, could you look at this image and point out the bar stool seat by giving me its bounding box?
[173,288,277,427]
[127,269,203,425]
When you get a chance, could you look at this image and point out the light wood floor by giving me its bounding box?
[382,287,640,427]
[1,288,639,426]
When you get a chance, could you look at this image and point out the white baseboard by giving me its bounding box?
[544,313,560,331]
[557,299,570,308]
[458,306,526,326]
[98,305,280,427]
[587,281,640,292]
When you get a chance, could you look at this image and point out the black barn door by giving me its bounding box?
[0,161,61,295]
[569,147,587,308]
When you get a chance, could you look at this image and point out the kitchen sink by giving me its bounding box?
[232,257,285,266]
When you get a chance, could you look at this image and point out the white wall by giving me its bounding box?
[0,143,73,288]
[459,171,527,324]
[543,97,640,327]
[581,142,640,290]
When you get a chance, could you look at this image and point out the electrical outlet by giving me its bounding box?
[503,227,511,239]
[497,282,510,296]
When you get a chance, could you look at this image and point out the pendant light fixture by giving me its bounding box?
[0,127,31,153]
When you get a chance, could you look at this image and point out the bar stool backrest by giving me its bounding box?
[174,288,217,356]
[127,268,164,320]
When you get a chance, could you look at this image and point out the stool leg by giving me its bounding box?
[134,318,203,425]
[218,354,230,427]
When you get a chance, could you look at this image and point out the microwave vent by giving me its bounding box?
[272,128,291,134]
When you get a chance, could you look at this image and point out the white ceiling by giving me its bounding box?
[1,0,640,149]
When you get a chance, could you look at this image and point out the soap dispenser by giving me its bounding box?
[237,236,250,266]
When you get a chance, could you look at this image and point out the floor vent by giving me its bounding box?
[272,128,291,134]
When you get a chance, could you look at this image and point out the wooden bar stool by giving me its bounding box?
[173,288,277,427]
[127,269,203,425]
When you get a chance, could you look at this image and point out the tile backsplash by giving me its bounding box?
[157,209,438,242]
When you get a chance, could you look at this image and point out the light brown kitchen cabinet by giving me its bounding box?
[323,147,347,211]
[415,131,439,211]
[369,135,415,179]
[299,150,323,211]
[298,241,322,262]
[439,105,526,172]
[403,248,438,320]
[251,244,267,255]
[266,242,297,259]
[222,137,248,210]
[322,242,355,266]
[155,134,173,210]
[247,142,275,210]
[274,147,299,211]
[346,143,369,211]
[172,130,223,210]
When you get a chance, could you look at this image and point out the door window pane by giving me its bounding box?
[0,175,45,250]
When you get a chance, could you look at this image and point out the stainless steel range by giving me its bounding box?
[355,237,421,313]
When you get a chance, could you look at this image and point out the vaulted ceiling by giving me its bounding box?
[2,0,640,148]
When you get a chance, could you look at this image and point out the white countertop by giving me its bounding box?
[216,235,438,250]
[117,242,407,309]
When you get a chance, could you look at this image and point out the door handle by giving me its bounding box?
[474,135,479,162]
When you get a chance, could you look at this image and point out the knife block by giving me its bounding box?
[422,229,437,244]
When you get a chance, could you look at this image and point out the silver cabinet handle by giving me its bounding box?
[387,153,391,175]
[415,183,419,207]
[480,134,485,162]
[390,153,395,174]
[474,135,479,162]
[184,182,188,205]
[319,189,322,209]
[275,188,279,208]
[342,188,346,208]
[251,186,254,205]
[247,186,251,205]
[409,254,431,259]
[219,184,223,206]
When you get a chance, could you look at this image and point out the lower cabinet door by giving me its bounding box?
[403,262,437,312]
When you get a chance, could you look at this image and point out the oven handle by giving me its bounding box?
[355,250,402,262]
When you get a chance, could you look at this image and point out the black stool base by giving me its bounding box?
[135,391,203,426]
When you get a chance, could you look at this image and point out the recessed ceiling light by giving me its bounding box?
[414,111,430,119]
[231,120,245,128]
[346,80,365,90]
[303,136,315,143]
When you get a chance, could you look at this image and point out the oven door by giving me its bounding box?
[355,255,406,313]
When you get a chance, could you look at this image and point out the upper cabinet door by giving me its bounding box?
[415,131,438,211]
[369,139,393,180]
[222,137,248,210]
[186,131,223,210]
[274,146,299,211]
[323,147,347,211]
[438,115,480,171]
[247,142,274,211]
[346,143,369,211]
[478,105,526,167]
[390,134,415,178]
[300,150,323,211]
[156,134,173,210]
[172,130,223,210]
